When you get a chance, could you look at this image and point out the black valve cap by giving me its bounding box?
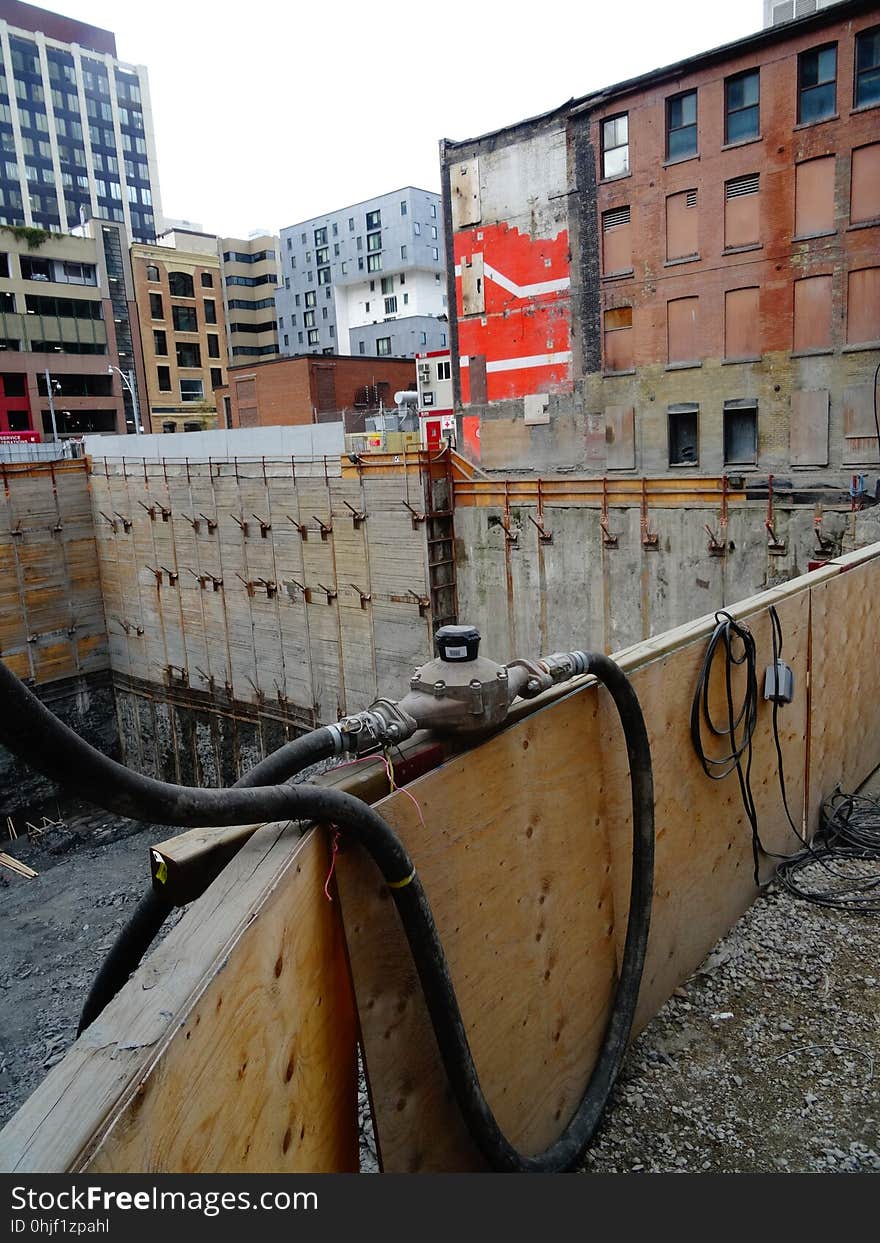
[435,624,481,662]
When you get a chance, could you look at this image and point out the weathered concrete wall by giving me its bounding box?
[89,459,436,777]
[0,460,113,818]
[456,500,880,660]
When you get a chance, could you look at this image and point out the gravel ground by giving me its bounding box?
[1,812,877,1173]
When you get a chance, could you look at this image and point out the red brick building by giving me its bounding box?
[220,353,416,432]
[442,0,880,480]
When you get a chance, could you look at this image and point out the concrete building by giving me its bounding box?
[275,187,448,360]
[441,0,880,480]
[131,240,228,433]
[0,1,161,241]
[0,222,134,437]
[218,352,415,433]
[220,232,280,364]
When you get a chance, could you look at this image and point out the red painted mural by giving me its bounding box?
[454,221,572,404]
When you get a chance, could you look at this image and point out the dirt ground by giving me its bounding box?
[1,812,878,1173]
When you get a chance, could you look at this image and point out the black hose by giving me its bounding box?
[76,726,340,1034]
[2,653,654,1172]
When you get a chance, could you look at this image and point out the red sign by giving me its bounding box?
[0,431,40,443]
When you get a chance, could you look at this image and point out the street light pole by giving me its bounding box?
[44,368,59,443]
[107,364,142,435]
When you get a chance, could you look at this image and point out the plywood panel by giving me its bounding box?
[795,155,835,237]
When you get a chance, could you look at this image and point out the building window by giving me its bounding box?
[602,205,632,275]
[304,310,315,328]
[204,299,217,324]
[419,332,427,345]
[201,272,213,288]
[172,305,198,331]
[847,268,880,345]
[332,221,338,236]
[322,307,328,320]
[329,324,335,338]
[318,267,331,285]
[723,403,757,465]
[798,44,837,124]
[367,232,382,252]
[316,246,329,264]
[666,90,697,160]
[601,114,628,178]
[385,296,397,314]
[855,25,880,108]
[301,232,306,243]
[298,332,303,344]
[400,244,408,260]
[305,290,316,307]
[431,226,438,239]
[341,261,348,274]
[437,361,451,380]
[149,292,163,319]
[283,333,289,346]
[603,305,633,372]
[176,342,201,367]
[156,365,171,391]
[793,274,833,353]
[666,191,698,261]
[400,200,407,216]
[307,329,319,345]
[724,175,759,249]
[162,421,175,433]
[314,226,327,246]
[366,209,381,230]
[153,329,167,355]
[403,293,409,305]
[146,263,159,282]
[668,406,699,466]
[430,204,437,218]
[168,271,194,298]
[414,222,421,236]
[851,143,880,224]
[286,236,292,250]
[725,69,759,144]
[349,217,355,231]
[431,248,439,260]
[381,276,393,295]
[724,287,760,360]
[180,378,204,402]
[210,367,223,389]
[207,334,220,358]
[376,336,391,356]
[367,254,382,272]
[667,296,700,364]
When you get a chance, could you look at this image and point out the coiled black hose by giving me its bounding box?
[0,653,653,1172]
[77,727,340,1034]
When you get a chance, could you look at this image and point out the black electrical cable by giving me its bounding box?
[0,652,654,1173]
[776,791,880,913]
[77,727,341,1034]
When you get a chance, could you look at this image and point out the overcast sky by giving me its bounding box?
[49,0,763,237]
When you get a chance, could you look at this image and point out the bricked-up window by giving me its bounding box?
[725,69,760,143]
[851,143,880,224]
[153,329,167,355]
[794,156,835,238]
[724,174,760,249]
[666,190,698,261]
[667,297,700,364]
[793,275,833,352]
[855,26,880,108]
[723,402,758,466]
[666,90,697,161]
[605,405,635,470]
[668,405,699,466]
[798,44,837,124]
[602,205,632,275]
[376,337,391,356]
[149,292,163,319]
[601,113,629,178]
[724,287,760,360]
[156,365,171,391]
[603,305,633,372]
[791,390,830,467]
[847,268,880,344]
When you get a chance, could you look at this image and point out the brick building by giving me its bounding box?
[441,0,880,480]
[219,352,416,432]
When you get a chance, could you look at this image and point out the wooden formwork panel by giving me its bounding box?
[808,556,880,830]
[337,592,810,1171]
[0,826,358,1174]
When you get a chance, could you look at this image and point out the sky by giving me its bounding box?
[47,0,764,237]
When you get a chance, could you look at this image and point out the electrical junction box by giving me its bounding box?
[764,660,794,704]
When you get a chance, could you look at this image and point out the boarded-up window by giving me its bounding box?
[668,405,699,465]
[604,305,633,372]
[724,288,760,360]
[794,156,835,238]
[847,268,880,344]
[724,174,760,249]
[851,143,880,224]
[793,275,832,352]
[790,389,829,466]
[603,206,632,276]
[605,405,635,469]
[460,253,485,316]
[666,190,698,261]
[667,296,699,364]
[843,384,878,464]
